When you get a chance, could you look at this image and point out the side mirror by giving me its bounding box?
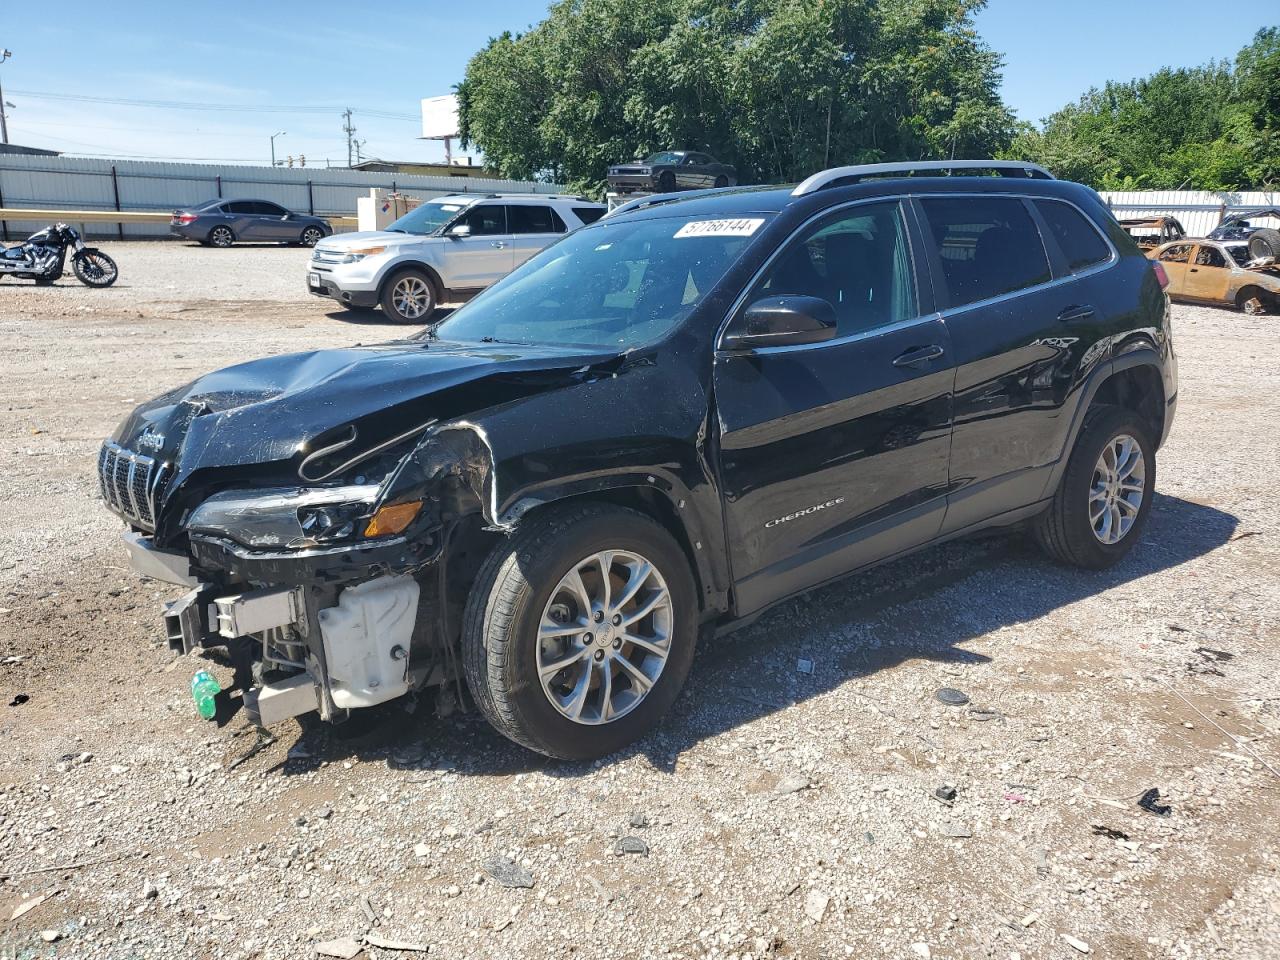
[721,295,837,350]
[447,223,472,239]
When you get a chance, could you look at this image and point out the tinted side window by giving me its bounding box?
[224,201,255,215]
[508,205,564,234]
[1194,245,1226,268]
[573,206,605,225]
[1035,199,1110,272]
[920,196,1051,308]
[1158,244,1192,263]
[462,205,507,235]
[253,201,287,217]
[755,200,917,337]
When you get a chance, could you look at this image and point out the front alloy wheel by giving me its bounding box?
[463,503,697,759]
[300,226,324,247]
[381,269,436,323]
[537,550,673,725]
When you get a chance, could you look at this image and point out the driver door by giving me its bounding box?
[713,199,954,617]
[1156,242,1194,296]
[1182,243,1232,302]
[447,204,515,289]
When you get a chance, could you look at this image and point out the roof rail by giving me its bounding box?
[792,160,1054,196]
[604,185,736,219]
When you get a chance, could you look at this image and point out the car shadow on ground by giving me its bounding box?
[272,492,1238,779]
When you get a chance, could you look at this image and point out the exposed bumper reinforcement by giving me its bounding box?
[123,531,197,587]
[243,672,321,727]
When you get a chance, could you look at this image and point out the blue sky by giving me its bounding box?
[0,1,1274,166]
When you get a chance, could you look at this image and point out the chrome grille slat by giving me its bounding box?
[97,441,158,529]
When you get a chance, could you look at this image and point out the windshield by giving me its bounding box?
[386,200,469,235]
[1227,245,1252,267]
[429,214,769,350]
[644,152,683,165]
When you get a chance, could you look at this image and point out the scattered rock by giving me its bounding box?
[315,937,363,959]
[934,687,970,707]
[804,890,830,923]
[629,811,648,829]
[413,842,430,858]
[911,943,932,959]
[615,836,649,857]
[934,784,957,803]
[482,855,535,889]
[772,774,811,796]
[142,879,158,900]
[1061,933,1091,954]
[40,930,61,943]
[796,658,814,674]
[945,823,972,838]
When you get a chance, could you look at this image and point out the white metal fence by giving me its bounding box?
[0,154,566,240]
[1099,190,1280,237]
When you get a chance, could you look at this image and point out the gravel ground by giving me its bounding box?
[1,242,1278,960]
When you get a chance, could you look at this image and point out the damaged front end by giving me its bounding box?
[98,339,613,731]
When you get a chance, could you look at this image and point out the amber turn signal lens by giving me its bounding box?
[363,500,422,538]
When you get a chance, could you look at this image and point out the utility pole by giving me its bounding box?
[342,108,357,168]
[0,49,12,145]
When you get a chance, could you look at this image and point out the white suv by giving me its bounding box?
[307,194,607,322]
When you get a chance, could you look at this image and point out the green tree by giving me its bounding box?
[457,0,1016,195]
[1006,27,1280,191]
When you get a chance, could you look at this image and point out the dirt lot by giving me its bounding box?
[1,241,1278,960]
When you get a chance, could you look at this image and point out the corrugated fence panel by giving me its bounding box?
[0,154,567,240]
[1100,190,1280,239]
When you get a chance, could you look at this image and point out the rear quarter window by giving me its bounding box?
[573,206,605,225]
[1035,199,1111,272]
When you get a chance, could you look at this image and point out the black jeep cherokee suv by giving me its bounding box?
[100,160,1177,760]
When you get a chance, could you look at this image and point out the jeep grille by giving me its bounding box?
[98,441,159,530]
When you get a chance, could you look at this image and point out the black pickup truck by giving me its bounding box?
[100,161,1177,760]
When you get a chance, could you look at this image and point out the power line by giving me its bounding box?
[7,88,420,122]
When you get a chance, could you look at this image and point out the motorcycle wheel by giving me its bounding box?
[73,250,119,288]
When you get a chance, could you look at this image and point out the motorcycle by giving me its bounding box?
[0,223,119,287]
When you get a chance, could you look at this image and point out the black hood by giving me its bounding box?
[110,338,619,510]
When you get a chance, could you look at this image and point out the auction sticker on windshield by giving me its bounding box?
[674,218,764,239]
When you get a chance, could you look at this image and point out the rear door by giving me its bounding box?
[222,201,259,240]
[1156,242,1194,296]
[915,193,1114,534]
[1182,243,1233,303]
[446,203,514,289]
[508,204,568,267]
[714,198,954,617]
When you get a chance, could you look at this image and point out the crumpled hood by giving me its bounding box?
[110,338,618,509]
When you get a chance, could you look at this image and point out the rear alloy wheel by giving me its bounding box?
[380,269,437,323]
[1033,405,1155,569]
[209,226,234,248]
[463,503,697,759]
[300,226,324,248]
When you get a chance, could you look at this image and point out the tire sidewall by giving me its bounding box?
[380,268,436,323]
[1061,409,1156,567]
[301,227,324,247]
[490,513,698,760]
[210,226,234,248]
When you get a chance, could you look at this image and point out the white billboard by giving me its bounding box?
[421,95,459,140]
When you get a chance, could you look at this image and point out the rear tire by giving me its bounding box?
[208,226,234,248]
[1247,228,1280,260]
[1033,405,1155,570]
[462,503,698,760]
[380,268,437,323]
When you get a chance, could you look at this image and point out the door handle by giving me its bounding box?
[491,240,506,249]
[1188,267,1199,273]
[1057,304,1096,323]
[891,344,945,369]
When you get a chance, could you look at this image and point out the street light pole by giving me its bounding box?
[270,130,286,167]
[0,49,12,145]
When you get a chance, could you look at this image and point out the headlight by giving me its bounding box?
[341,245,386,264]
[187,485,419,550]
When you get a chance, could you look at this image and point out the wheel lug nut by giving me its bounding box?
[612,639,622,650]
[612,614,622,626]
[582,633,592,644]
[593,610,604,623]
[593,650,605,661]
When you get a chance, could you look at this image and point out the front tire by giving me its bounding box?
[657,171,676,193]
[208,225,234,248]
[300,226,325,248]
[1033,405,1155,569]
[73,250,118,288]
[462,503,698,760]
[380,268,437,323]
